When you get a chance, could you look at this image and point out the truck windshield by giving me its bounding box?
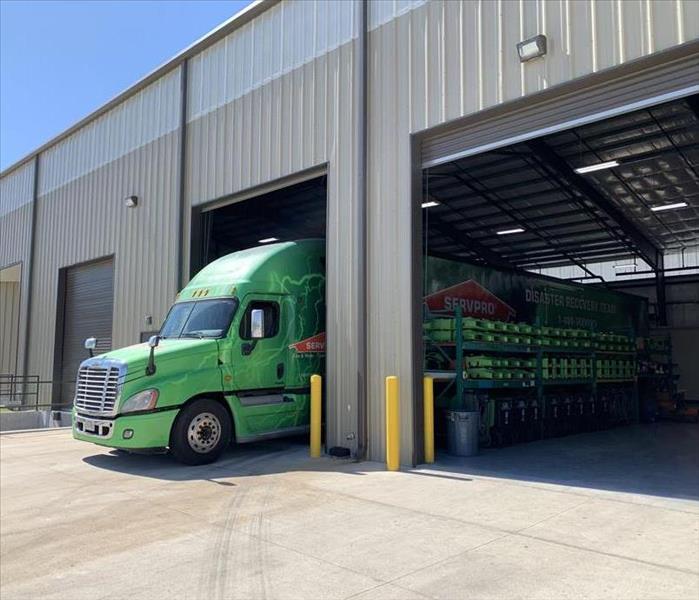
[160,298,238,339]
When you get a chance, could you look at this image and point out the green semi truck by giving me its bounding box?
[72,240,325,464]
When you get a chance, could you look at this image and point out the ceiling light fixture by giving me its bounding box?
[574,160,619,174]
[258,237,279,243]
[650,202,688,212]
[496,227,525,235]
[613,263,636,270]
[421,200,440,208]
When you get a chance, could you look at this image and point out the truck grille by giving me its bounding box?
[74,362,124,415]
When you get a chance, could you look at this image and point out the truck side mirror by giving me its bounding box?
[250,309,265,339]
[146,335,160,376]
[84,337,97,358]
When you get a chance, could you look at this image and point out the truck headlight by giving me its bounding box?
[121,389,159,413]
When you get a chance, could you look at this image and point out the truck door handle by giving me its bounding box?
[277,362,284,379]
[241,341,257,356]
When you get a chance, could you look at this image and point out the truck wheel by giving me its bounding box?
[170,399,232,465]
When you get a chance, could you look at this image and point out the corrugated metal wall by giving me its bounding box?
[0,160,35,377]
[0,265,22,376]
[366,0,699,463]
[26,68,182,404]
[185,0,362,454]
[0,160,34,217]
[39,72,180,195]
[0,161,34,274]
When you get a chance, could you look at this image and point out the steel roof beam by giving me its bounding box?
[426,217,518,270]
[445,164,607,282]
[500,238,625,257]
[526,139,662,270]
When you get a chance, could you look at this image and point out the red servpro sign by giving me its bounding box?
[425,280,516,321]
[289,332,326,353]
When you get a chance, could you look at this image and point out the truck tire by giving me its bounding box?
[170,399,232,465]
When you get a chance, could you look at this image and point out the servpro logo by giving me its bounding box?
[289,332,326,354]
[425,280,516,321]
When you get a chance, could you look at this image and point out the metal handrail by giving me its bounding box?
[0,374,72,411]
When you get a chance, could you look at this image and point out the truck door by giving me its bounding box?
[228,294,296,433]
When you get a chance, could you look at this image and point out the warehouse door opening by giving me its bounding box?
[191,174,328,449]
[55,258,115,409]
[419,94,699,459]
[0,263,22,379]
[194,175,327,266]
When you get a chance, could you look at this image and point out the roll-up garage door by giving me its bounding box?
[59,258,114,406]
[0,264,22,377]
[421,45,699,169]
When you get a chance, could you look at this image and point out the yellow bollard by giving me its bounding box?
[385,376,400,471]
[310,374,322,458]
[423,376,435,464]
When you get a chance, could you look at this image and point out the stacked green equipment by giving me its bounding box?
[424,308,639,447]
[423,258,648,448]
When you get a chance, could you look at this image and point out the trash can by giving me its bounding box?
[445,409,479,456]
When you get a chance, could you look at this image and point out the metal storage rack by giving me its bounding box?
[424,307,639,445]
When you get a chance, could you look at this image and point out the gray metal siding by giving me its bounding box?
[24,69,182,405]
[28,129,181,405]
[0,161,35,379]
[0,204,33,273]
[187,0,356,125]
[0,162,35,272]
[0,161,34,218]
[421,50,699,168]
[366,0,699,463]
[39,70,180,196]
[58,258,115,406]
[185,4,362,454]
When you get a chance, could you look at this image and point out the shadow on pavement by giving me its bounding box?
[420,422,699,502]
[82,435,374,482]
[83,423,699,502]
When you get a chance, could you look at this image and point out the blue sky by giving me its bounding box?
[0,0,252,170]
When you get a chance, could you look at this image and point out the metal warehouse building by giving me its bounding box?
[1,0,698,463]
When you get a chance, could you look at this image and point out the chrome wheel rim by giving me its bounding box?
[187,412,222,454]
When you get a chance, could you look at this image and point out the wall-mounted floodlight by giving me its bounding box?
[496,227,525,235]
[574,160,619,175]
[650,202,687,212]
[125,195,138,208]
[421,200,440,208]
[258,237,279,243]
[517,35,547,62]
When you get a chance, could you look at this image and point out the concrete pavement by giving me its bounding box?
[1,423,698,600]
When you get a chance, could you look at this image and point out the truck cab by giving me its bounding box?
[72,240,325,464]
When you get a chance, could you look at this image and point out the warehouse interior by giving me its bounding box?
[420,95,699,456]
[195,175,328,266]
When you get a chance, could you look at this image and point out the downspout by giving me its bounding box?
[356,0,368,459]
[22,155,40,396]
